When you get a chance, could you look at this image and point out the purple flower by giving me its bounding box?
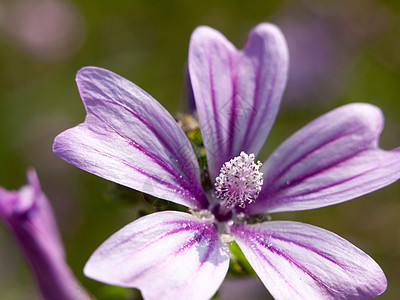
[53,23,400,299]
[0,169,90,300]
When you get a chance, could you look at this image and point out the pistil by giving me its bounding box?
[214,152,263,214]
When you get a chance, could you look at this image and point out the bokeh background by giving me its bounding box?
[1,0,400,299]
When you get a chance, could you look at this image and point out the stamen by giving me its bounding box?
[214,152,263,209]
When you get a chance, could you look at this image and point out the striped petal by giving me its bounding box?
[189,23,288,180]
[53,67,208,209]
[230,221,386,300]
[246,103,400,214]
[84,211,230,300]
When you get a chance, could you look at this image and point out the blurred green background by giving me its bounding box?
[1,0,400,299]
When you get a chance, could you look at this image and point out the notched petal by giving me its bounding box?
[231,221,386,300]
[189,23,288,180]
[84,211,230,300]
[249,103,400,214]
[53,67,208,209]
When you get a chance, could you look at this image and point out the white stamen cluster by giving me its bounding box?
[214,151,263,209]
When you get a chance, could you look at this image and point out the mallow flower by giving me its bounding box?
[53,23,400,299]
[0,169,90,300]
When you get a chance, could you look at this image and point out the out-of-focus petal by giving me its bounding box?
[230,221,386,299]
[246,103,400,214]
[0,169,90,300]
[189,23,288,180]
[53,67,208,209]
[84,211,229,300]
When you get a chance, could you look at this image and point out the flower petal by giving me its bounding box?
[230,221,386,299]
[84,211,229,300]
[53,67,208,209]
[247,103,400,214]
[0,169,90,300]
[189,23,288,179]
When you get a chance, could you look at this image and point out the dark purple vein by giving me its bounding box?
[258,242,338,297]
[227,54,238,155]
[256,234,347,271]
[263,145,368,200]
[121,222,218,283]
[270,160,399,204]
[96,147,188,194]
[87,104,208,207]
[91,97,198,180]
[249,243,305,298]
[240,46,265,149]
[208,51,223,162]
[263,126,361,188]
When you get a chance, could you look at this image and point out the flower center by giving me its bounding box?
[214,151,263,210]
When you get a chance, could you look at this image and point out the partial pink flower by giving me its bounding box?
[0,0,84,63]
[53,23,400,299]
[0,169,90,300]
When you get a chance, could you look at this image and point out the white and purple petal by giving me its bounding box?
[189,23,288,179]
[247,103,400,214]
[53,67,208,209]
[84,211,230,300]
[230,221,386,300]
